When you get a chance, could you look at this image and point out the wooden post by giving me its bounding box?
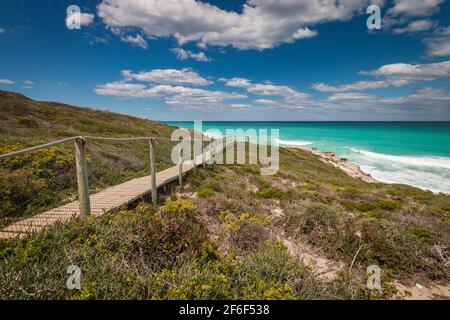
[74,137,91,217]
[202,140,206,168]
[178,143,183,186]
[149,138,157,206]
[211,139,216,164]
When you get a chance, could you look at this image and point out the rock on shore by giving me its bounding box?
[297,147,377,183]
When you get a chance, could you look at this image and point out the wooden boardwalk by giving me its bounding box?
[0,151,210,240]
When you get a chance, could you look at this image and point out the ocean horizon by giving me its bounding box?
[166,121,450,194]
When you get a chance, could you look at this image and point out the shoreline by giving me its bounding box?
[288,145,378,183]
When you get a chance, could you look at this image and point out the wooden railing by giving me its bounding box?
[0,134,226,218]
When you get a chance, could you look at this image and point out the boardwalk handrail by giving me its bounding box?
[0,136,80,160]
[0,130,202,160]
[0,135,177,160]
[0,134,226,229]
[84,136,172,142]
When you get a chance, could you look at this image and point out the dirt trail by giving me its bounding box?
[276,231,346,281]
[394,281,450,300]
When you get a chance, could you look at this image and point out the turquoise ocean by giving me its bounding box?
[167,122,450,194]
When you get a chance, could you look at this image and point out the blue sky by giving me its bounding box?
[0,0,449,120]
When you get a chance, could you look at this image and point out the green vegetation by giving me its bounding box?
[0,90,449,299]
[0,200,325,299]
[0,90,178,226]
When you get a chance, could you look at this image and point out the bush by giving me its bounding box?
[158,198,197,217]
[0,199,208,299]
[218,211,272,254]
[284,203,340,237]
[255,187,285,200]
[148,241,325,300]
[197,187,215,198]
[354,217,447,277]
[341,199,402,213]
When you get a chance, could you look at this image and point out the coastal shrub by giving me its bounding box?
[218,211,272,254]
[148,241,324,300]
[353,217,448,278]
[0,199,208,299]
[0,206,329,300]
[341,200,376,212]
[158,198,197,217]
[375,200,402,212]
[284,203,340,237]
[240,241,323,300]
[219,211,271,233]
[255,187,285,199]
[341,199,402,213]
[197,187,215,198]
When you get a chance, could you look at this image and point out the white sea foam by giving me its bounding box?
[347,148,450,193]
[275,139,313,147]
[350,148,450,170]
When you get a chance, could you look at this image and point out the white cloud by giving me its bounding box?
[0,79,14,85]
[122,69,212,86]
[171,48,211,62]
[363,61,450,80]
[251,86,450,117]
[95,69,245,109]
[66,12,95,27]
[384,87,450,105]
[425,27,450,57]
[393,20,435,34]
[95,81,246,108]
[222,77,252,88]
[0,28,5,34]
[94,81,147,97]
[57,82,69,86]
[312,81,393,92]
[223,77,310,105]
[24,80,34,85]
[229,103,252,109]
[247,83,308,101]
[254,99,280,105]
[327,87,450,117]
[97,0,374,50]
[313,60,450,92]
[327,93,377,101]
[224,78,296,95]
[120,34,148,49]
[222,77,324,112]
[388,0,444,17]
[94,66,450,118]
